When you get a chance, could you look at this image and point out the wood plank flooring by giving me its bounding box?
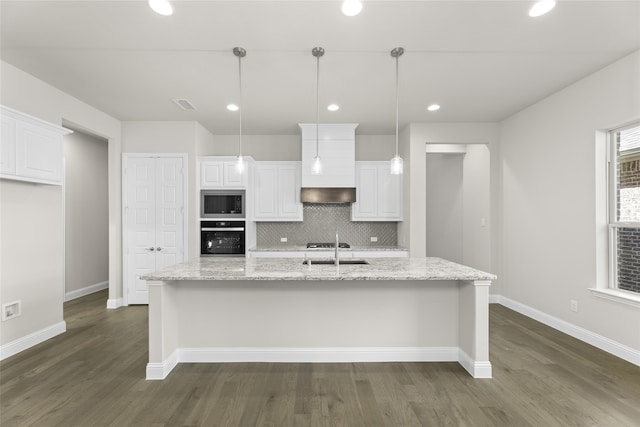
[1,289,639,426]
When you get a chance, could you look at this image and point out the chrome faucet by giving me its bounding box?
[335,231,340,266]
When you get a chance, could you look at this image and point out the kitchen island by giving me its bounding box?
[142,257,495,380]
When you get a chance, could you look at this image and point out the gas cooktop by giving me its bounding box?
[306,242,351,249]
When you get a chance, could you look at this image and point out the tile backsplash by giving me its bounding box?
[256,204,397,247]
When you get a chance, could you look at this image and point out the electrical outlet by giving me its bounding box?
[2,300,22,321]
[280,237,288,243]
[570,300,578,313]
[370,236,378,242]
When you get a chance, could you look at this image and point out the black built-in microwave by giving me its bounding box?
[200,189,245,218]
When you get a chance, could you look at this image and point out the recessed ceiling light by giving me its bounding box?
[529,0,556,17]
[226,104,239,111]
[341,0,363,17]
[148,0,173,16]
[427,104,441,112]
[327,104,340,112]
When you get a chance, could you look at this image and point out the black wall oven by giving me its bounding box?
[200,221,245,256]
[201,190,245,218]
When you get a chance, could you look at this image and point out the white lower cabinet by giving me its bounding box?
[352,161,402,221]
[253,161,303,221]
[0,106,71,185]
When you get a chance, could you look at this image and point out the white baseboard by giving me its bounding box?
[458,349,492,378]
[494,294,640,367]
[0,321,66,361]
[146,350,178,380]
[106,298,122,309]
[179,346,459,364]
[146,346,493,380]
[65,280,108,302]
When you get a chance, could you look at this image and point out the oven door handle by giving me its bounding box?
[201,227,245,232]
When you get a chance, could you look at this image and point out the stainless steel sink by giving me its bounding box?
[303,259,369,265]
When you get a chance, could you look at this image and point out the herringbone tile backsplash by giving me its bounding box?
[256,204,397,247]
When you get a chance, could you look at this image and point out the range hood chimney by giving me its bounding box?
[299,123,358,203]
[301,187,356,204]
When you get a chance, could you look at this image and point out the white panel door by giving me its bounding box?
[124,155,186,305]
[155,157,185,270]
[125,157,157,305]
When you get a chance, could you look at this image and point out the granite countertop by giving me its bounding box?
[141,257,496,282]
[248,246,409,252]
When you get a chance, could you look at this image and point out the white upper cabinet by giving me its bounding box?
[0,106,71,186]
[200,156,250,188]
[352,161,402,221]
[253,161,303,221]
[299,123,358,188]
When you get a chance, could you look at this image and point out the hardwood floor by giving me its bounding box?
[1,289,639,426]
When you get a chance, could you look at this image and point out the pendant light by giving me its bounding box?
[390,47,404,175]
[311,47,325,175]
[233,47,246,174]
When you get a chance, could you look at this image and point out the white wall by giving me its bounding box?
[499,50,640,352]
[425,154,464,263]
[399,123,499,267]
[0,60,122,349]
[64,130,109,297]
[463,145,491,273]
[122,121,210,259]
[203,134,394,162]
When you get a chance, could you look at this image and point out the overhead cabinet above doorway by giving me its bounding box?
[0,105,72,186]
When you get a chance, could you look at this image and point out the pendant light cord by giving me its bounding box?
[395,53,399,157]
[315,50,320,157]
[238,53,243,157]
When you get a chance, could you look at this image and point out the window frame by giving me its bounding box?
[607,122,640,293]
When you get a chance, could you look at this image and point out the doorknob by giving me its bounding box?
[147,247,155,251]
[156,247,163,251]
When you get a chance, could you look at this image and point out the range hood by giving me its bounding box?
[300,187,356,204]
[299,123,358,203]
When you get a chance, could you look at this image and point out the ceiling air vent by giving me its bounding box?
[171,98,197,111]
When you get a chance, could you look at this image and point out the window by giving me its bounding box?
[609,122,640,294]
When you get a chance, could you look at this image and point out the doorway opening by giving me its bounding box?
[63,128,109,302]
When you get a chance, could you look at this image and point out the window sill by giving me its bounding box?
[589,288,640,308]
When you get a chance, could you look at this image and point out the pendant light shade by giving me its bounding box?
[233,47,246,174]
[390,47,404,175]
[311,47,325,175]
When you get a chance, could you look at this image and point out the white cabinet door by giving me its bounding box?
[0,114,16,175]
[378,169,402,219]
[253,164,278,218]
[278,164,302,219]
[353,164,378,219]
[223,161,244,187]
[200,161,223,187]
[253,162,302,221]
[200,158,247,188]
[15,121,64,184]
[352,162,402,221]
[124,155,186,305]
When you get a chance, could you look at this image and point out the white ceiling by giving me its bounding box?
[1,0,639,135]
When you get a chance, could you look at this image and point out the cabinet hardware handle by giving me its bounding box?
[147,247,155,251]
[156,247,163,251]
